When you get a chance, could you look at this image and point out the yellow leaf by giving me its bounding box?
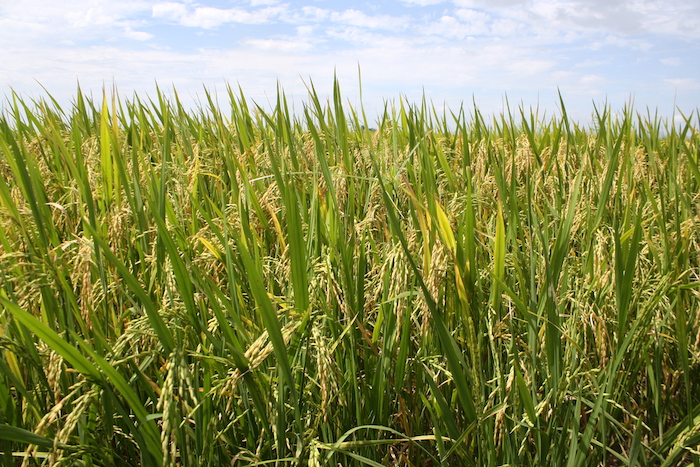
[434,201,456,251]
[194,235,223,261]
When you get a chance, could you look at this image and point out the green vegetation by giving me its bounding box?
[0,81,698,466]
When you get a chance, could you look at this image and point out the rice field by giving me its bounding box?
[0,82,699,466]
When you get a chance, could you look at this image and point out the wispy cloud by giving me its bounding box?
[665,78,700,90]
[151,3,285,28]
[661,57,682,66]
[591,35,653,51]
[0,0,151,43]
[400,0,447,6]
[243,38,314,53]
[330,9,409,31]
[124,26,154,41]
[0,0,697,122]
[421,10,492,39]
[151,2,188,22]
[454,0,700,40]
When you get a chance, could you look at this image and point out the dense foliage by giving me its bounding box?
[0,83,699,466]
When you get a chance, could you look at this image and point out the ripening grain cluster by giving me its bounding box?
[0,83,698,466]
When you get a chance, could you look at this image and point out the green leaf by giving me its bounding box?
[1,297,101,381]
[0,424,71,450]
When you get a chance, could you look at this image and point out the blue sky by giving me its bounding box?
[1,0,698,123]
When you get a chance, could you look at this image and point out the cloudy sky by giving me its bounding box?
[1,0,698,123]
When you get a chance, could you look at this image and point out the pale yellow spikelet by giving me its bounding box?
[157,350,180,467]
[24,385,84,467]
[308,439,322,467]
[222,319,301,411]
[46,349,64,404]
[52,388,97,463]
[312,325,340,422]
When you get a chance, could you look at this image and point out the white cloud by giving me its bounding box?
[65,5,128,28]
[152,2,188,22]
[420,7,524,41]
[454,8,491,33]
[631,0,700,37]
[124,27,153,41]
[454,8,490,23]
[490,18,525,36]
[575,59,610,68]
[297,6,330,22]
[661,57,682,66]
[325,26,388,46]
[0,0,153,47]
[330,9,409,31]
[250,0,279,5]
[183,8,252,28]
[450,0,700,41]
[664,78,700,90]
[243,38,313,53]
[152,4,284,28]
[296,25,316,37]
[453,0,527,7]
[400,0,446,5]
[421,16,463,39]
[580,74,605,85]
[591,35,652,51]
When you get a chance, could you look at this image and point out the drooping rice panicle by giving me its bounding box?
[0,82,698,466]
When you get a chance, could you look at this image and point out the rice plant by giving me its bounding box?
[0,81,698,466]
